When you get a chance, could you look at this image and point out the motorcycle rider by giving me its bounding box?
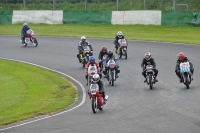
[103,50,120,78]
[141,52,158,83]
[77,36,93,63]
[89,74,108,102]
[175,52,194,83]
[85,56,101,85]
[21,22,30,45]
[98,46,108,71]
[114,31,126,52]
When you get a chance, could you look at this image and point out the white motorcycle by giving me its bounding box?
[180,61,193,89]
[20,29,38,47]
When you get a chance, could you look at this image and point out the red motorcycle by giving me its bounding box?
[88,83,105,113]
[20,29,38,47]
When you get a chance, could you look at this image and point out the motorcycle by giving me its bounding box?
[180,61,192,89]
[20,29,38,47]
[106,59,117,86]
[145,65,156,90]
[116,39,128,59]
[88,83,106,113]
[99,54,108,72]
[87,65,98,87]
[80,46,93,67]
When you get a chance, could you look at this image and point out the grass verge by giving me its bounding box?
[0,24,200,44]
[0,59,76,126]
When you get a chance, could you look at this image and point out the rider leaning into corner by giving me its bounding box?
[141,52,158,83]
[103,50,120,78]
[21,22,30,45]
[89,74,108,102]
[114,31,128,52]
[175,52,194,83]
[85,56,101,85]
[77,36,93,63]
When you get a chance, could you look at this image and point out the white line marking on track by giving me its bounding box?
[0,58,86,132]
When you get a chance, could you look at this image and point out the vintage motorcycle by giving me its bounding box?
[180,61,193,89]
[116,39,128,59]
[99,54,108,72]
[145,65,156,90]
[20,29,38,47]
[80,46,93,67]
[88,83,106,113]
[87,65,98,87]
[106,59,117,86]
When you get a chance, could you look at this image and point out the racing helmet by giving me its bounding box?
[107,50,113,58]
[89,56,95,64]
[117,31,123,38]
[92,74,100,83]
[145,52,151,60]
[81,36,86,42]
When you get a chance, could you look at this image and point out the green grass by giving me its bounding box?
[0,24,200,44]
[0,59,76,126]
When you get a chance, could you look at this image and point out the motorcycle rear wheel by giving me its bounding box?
[184,75,190,89]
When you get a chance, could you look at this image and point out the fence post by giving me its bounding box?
[85,0,87,10]
[53,0,56,10]
[173,0,176,11]
[23,0,26,9]
[116,0,119,11]
[144,0,146,10]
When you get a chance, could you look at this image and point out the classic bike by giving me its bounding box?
[80,46,93,67]
[88,83,106,113]
[145,65,156,90]
[99,54,107,72]
[116,39,128,59]
[20,29,38,47]
[87,65,98,87]
[180,61,193,89]
[106,59,117,86]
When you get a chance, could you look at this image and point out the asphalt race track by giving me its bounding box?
[0,36,200,133]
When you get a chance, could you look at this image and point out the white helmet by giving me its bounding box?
[145,52,151,60]
[92,74,100,83]
[81,36,86,42]
[23,23,28,27]
[117,31,123,38]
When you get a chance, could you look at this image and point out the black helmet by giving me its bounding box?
[107,50,113,58]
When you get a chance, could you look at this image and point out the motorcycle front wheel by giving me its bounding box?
[111,72,114,86]
[33,38,38,47]
[92,98,97,113]
[149,74,153,90]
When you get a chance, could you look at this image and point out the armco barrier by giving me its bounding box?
[0,11,13,24]
[63,11,112,24]
[161,11,200,26]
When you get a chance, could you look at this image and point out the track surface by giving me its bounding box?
[0,36,200,133]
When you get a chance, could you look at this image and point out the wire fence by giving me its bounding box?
[0,0,199,11]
